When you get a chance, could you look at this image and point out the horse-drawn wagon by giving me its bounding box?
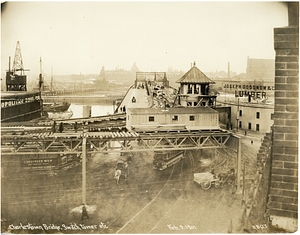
[194,169,236,192]
[193,172,221,190]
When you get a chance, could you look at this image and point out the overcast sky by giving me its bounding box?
[1,1,288,78]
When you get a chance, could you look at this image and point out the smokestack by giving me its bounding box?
[8,57,11,72]
[288,2,299,26]
[228,62,230,79]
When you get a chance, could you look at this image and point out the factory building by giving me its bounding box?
[246,57,275,81]
[230,102,274,133]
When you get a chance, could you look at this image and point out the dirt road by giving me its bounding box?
[2,147,247,234]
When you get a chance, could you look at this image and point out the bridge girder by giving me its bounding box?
[1,130,232,155]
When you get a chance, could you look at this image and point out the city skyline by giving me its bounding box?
[2,1,288,79]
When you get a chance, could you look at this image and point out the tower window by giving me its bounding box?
[239,110,242,116]
[256,112,260,119]
[190,115,195,121]
[149,116,154,122]
[194,84,199,94]
[187,84,193,94]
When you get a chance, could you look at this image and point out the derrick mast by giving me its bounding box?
[50,67,53,92]
[39,57,44,91]
[6,41,29,91]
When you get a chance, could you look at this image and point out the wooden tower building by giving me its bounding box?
[176,62,216,107]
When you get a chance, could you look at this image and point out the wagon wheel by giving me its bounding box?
[214,181,221,188]
[201,181,211,190]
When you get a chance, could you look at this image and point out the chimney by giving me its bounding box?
[228,62,230,79]
[288,2,299,26]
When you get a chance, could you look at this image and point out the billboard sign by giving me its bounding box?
[21,155,59,170]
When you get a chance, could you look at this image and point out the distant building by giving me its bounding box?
[246,57,275,81]
[130,62,139,74]
[99,66,106,81]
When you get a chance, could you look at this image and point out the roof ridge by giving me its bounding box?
[176,66,214,84]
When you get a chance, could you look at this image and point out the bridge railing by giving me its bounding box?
[42,88,97,96]
[238,126,273,232]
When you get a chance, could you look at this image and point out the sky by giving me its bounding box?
[1,1,288,79]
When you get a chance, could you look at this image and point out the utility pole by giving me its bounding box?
[236,137,242,194]
[225,82,227,102]
[242,162,245,197]
[82,131,87,204]
[236,98,239,132]
[39,57,44,92]
[51,67,53,92]
[8,56,11,72]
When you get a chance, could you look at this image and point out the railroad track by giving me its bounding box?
[116,150,194,233]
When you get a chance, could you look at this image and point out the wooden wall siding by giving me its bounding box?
[127,112,219,130]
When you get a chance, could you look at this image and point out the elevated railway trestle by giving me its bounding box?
[1,128,242,204]
[1,129,235,155]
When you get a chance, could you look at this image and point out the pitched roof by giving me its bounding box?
[176,65,215,84]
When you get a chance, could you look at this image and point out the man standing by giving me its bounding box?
[74,122,78,133]
[52,121,56,133]
[114,168,121,185]
[82,204,89,220]
[59,122,64,133]
[124,161,129,181]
